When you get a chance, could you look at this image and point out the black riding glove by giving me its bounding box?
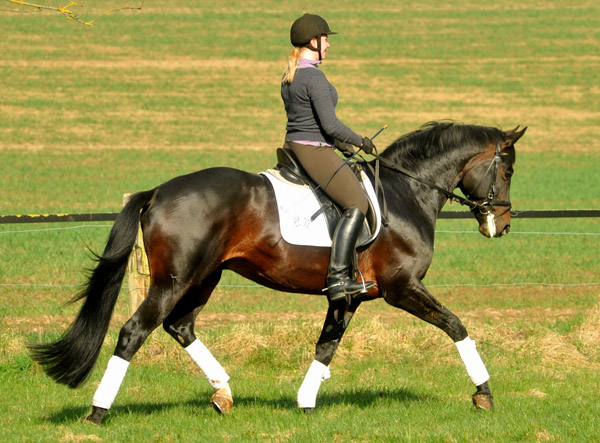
[360,137,375,155]
[334,139,356,157]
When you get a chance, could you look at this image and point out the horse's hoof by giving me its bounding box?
[210,387,233,414]
[301,407,315,414]
[83,406,107,424]
[472,393,494,410]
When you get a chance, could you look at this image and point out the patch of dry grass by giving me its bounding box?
[576,301,600,360]
[7,292,600,374]
[64,301,597,373]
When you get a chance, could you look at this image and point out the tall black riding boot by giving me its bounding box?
[326,208,375,302]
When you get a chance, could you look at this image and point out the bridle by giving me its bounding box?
[461,142,512,219]
[369,142,512,218]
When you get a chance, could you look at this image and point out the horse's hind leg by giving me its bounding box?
[298,299,362,411]
[385,281,493,410]
[86,279,187,424]
[162,271,233,414]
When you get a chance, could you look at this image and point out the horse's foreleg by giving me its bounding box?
[385,282,493,410]
[454,337,493,409]
[298,299,361,411]
[162,271,233,414]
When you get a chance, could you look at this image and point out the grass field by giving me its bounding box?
[1,0,599,441]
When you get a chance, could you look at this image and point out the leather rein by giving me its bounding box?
[364,142,512,218]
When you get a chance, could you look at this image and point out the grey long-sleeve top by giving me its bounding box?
[281,61,362,147]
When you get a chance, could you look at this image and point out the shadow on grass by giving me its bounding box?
[46,398,206,425]
[234,387,428,410]
[45,388,427,424]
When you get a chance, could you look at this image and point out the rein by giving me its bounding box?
[365,142,512,217]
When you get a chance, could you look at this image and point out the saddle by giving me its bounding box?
[274,147,379,246]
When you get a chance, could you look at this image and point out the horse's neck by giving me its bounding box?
[382,143,483,216]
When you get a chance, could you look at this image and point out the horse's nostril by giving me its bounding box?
[503,225,511,235]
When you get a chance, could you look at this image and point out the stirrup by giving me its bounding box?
[355,268,375,293]
[323,279,375,294]
[322,272,376,302]
[325,281,376,303]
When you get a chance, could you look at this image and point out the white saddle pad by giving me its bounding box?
[260,169,382,247]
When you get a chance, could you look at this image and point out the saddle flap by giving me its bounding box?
[261,150,383,248]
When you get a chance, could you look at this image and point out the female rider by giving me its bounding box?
[281,13,375,302]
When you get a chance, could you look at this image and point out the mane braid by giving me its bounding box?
[382,121,503,168]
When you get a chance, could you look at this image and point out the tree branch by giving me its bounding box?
[3,0,144,26]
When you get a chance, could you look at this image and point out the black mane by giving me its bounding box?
[382,121,504,168]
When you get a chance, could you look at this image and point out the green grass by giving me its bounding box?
[1,1,599,151]
[1,216,598,441]
[1,0,599,441]
[2,323,600,441]
[0,148,598,214]
[0,149,276,213]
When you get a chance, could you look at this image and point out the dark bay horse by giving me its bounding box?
[30,122,526,424]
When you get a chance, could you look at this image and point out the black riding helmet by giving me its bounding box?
[290,13,337,60]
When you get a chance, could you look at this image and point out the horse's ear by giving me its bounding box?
[505,126,527,145]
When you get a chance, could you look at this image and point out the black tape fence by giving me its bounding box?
[1,209,598,295]
[1,209,599,224]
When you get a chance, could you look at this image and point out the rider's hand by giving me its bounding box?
[334,139,356,157]
[360,137,375,155]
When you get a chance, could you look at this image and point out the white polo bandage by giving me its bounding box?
[297,360,331,409]
[92,355,130,410]
[455,337,490,386]
[185,339,230,390]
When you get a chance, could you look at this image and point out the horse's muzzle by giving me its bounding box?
[478,217,510,238]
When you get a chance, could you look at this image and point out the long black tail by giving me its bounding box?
[28,189,156,388]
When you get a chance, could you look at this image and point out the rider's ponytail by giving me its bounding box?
[282,47,300,84]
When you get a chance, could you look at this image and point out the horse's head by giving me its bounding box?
[459,126,527,238]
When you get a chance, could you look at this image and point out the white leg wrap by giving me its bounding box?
[92,355,130,410]
[297,360,331,409]
[455,337,490,386]
[185,339,230,390]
